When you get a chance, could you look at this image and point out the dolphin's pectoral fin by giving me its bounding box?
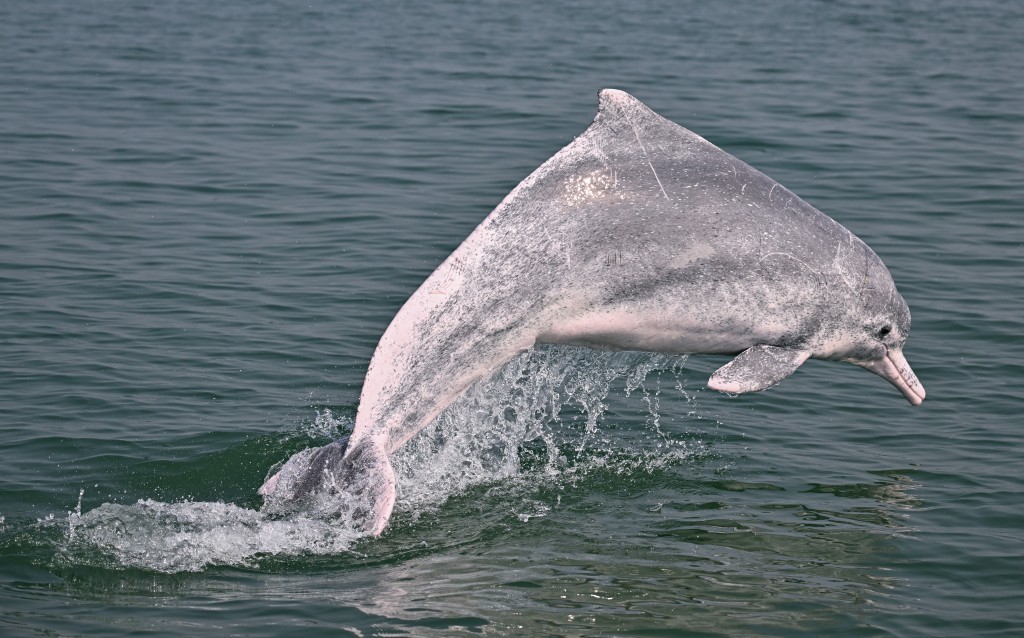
[708,345,811,394]
[338,440,397,537]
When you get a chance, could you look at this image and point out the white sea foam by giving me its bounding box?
[64,499,361,572]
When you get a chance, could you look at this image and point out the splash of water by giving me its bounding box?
[392,345,699,516]
[62,500,360,572]
[61,345,700,572]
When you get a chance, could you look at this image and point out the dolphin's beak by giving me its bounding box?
[856,348,926,406]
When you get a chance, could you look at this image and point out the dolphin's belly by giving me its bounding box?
[536,307,775,356]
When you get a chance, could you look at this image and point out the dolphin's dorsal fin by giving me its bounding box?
[596,89,659,122]
[708,345,811,394]
[593,89,711,150]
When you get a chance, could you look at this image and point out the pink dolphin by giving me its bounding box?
[260,90,925,535]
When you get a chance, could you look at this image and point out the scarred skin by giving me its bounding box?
[260,90,925,536]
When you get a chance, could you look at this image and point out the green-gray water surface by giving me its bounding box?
[2,1,1022,636]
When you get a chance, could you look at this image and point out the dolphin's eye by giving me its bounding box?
[877,325,892,339]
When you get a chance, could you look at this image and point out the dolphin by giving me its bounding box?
[259,89,925,536]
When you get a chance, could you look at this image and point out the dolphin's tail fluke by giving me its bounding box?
[336,439,397,536]
[258,437,396,536]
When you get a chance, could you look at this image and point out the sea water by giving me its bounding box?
[1,1,1022,635]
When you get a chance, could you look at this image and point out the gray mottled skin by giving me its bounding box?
[260,90,925,535]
